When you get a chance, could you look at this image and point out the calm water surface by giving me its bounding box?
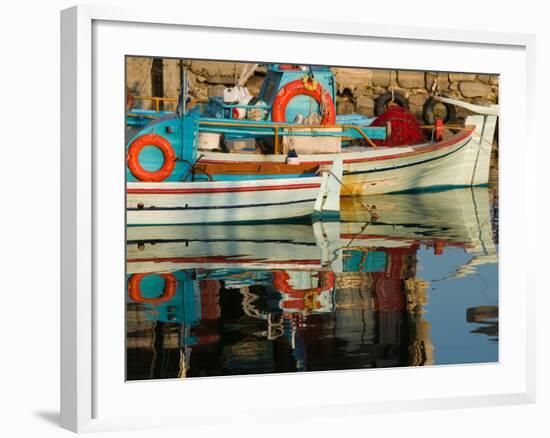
[126,187,498,380]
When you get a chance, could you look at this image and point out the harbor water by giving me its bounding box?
[126,186,498,380]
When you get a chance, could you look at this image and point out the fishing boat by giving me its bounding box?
[126,64,498,195]
[127,158,343,225]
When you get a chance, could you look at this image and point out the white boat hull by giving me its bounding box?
[127,159,343,225]
[343,117,494,195]
[197,113,497,196]
[127,176,322,225]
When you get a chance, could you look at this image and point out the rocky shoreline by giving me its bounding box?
[127,58,499,120]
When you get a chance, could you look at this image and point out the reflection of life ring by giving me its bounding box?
[271,78,336,125]
[128,273,177,304]
[273,271,335,298]
[127,134,176,182]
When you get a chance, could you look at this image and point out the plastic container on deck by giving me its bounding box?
[198,132,221,150]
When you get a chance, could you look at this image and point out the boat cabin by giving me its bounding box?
[203,64,337,123]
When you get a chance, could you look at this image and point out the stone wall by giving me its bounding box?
[333,68,498,119]
[126,57,499,119]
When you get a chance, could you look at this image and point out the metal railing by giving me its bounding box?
[199,120,378,153]
[133,95,178,112]
[127,96,380,153]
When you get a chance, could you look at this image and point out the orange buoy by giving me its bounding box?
[434,118,444,142]
[271,78,336,125]
[127,134,176,182]
[128,273,177,304]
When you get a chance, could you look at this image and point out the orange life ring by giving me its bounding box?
[127,134,176,182]
[271,78,336,125]
[128,273,177,304]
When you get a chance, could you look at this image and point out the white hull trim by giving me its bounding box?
[127,161,343,225]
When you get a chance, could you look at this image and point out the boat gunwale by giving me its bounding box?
[197,125,475,166]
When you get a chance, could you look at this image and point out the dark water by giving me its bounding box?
[126,187,498,380]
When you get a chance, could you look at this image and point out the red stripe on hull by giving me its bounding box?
[127,183,321,195]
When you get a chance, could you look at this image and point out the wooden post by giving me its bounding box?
[151,58,164,111]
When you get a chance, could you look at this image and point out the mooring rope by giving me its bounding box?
[323,168,376,216]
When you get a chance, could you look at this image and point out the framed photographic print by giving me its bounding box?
[61,5,536,432]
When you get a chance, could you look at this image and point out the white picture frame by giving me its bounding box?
[61,5,536,433]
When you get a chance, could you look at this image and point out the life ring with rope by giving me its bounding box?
[128,273,177,304]
[127,134,176,182]
[271,77,336,125]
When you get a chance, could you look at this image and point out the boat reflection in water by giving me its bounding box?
[126,187,498,380]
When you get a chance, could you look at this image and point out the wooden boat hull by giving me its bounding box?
[194,114,496,195]
[127,179,319,225]
[127,171,343,225]
[127,159,343,225]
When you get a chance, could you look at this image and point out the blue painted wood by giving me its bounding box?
[198,125,386,139]
[126,108,172,126]
[198,116,387,140]
[336,113,376,125]
[258,65,336,122]
[126,109,200,182]
[192,173,314,182]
